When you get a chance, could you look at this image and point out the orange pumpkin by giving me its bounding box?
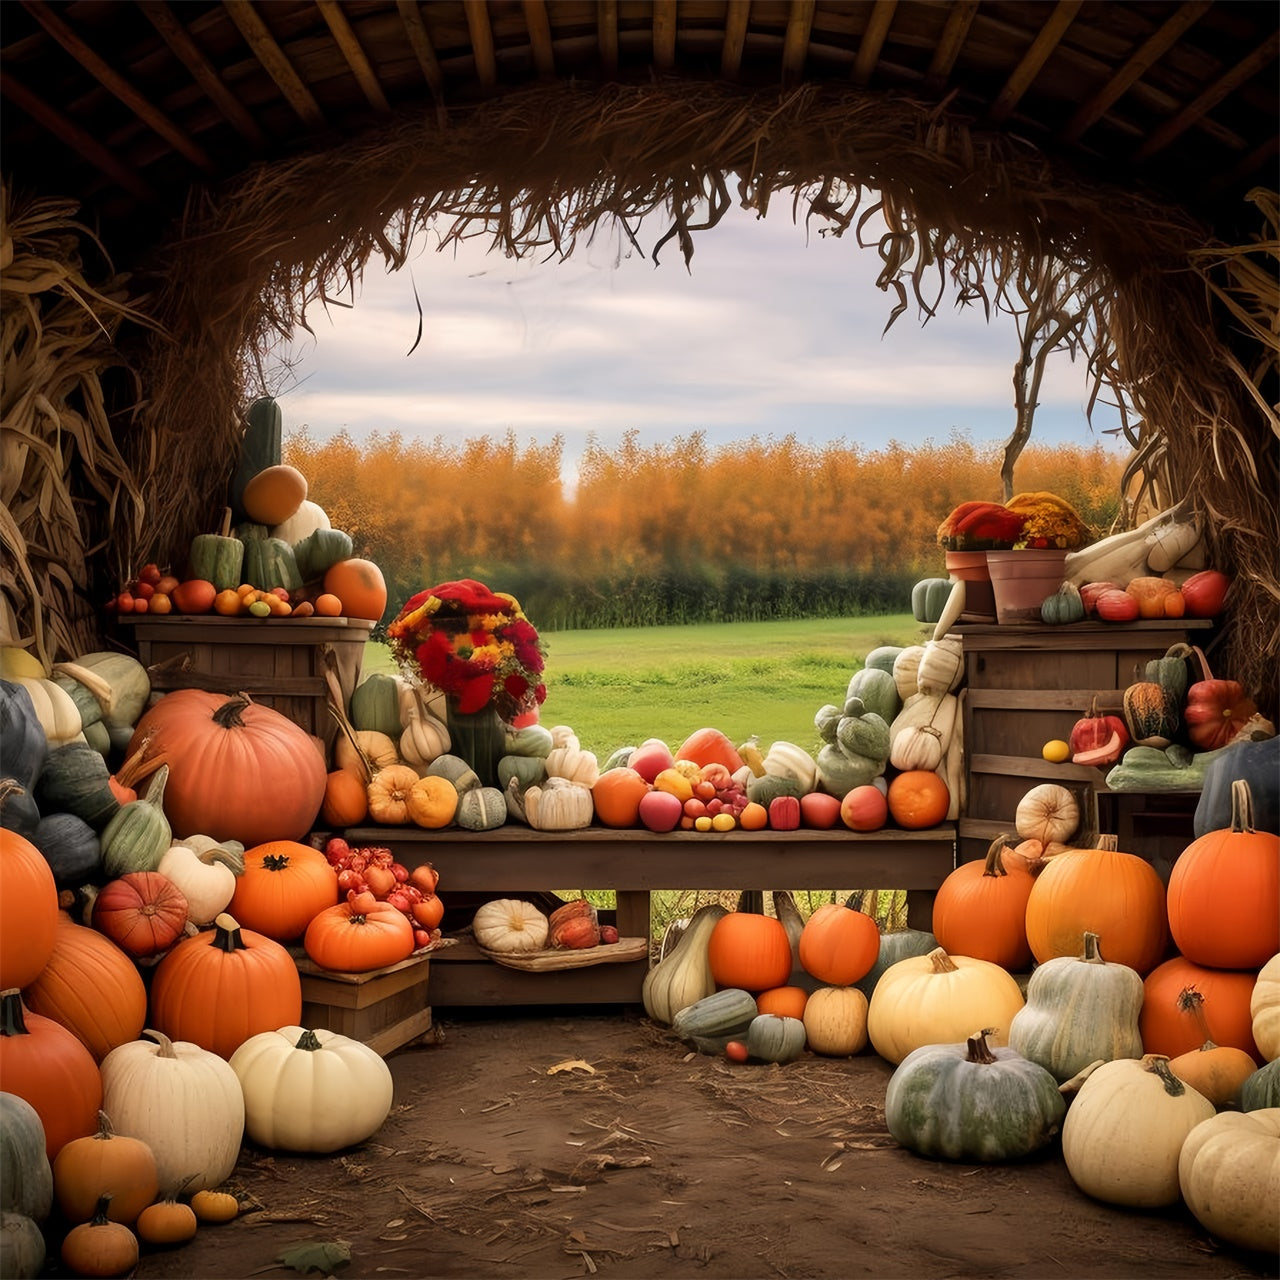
[886,771,950,829]
[931,836,1035,971]
[591,767,651,828]
[798,902,880,986]
[1183,678,1258,751]
[0,991,102,1159]
[1024,836,1169,974]
[1166,779,1279,969]
[321,768,369,828]
[90,871,189,959]
[229,841,338,941]
[304,899,415,972]
[1139,955,1261,1063]
[240,463,308,525]
[126,691,327,847]
[707,910,792,992]
[1165,987,1259,1106]
[755,985,810,1020]
[53,1111,159,1225]
[675,727,744,774]
[0,826,59,990]
[149,913,303,1059]
[23,913,147,1061]
[323,558,388,622]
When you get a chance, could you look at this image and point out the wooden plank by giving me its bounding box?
[782,0,815,85]
[316,0,391,111]
[652,0,677,71]
[522,0,556,77]
[597,0,618,76]
[223,0,326,127]
[923,0,978,94]
[852,0,897,86]
[364,1007,433,1056]
[720,0,749,78]
[965,688,1120,711]
[969,752,1106,786]
[428,954,648,1006]
[986,0,1083,123]
[396,0,446,102]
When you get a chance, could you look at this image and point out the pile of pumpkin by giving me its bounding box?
[642,769,1279,1258]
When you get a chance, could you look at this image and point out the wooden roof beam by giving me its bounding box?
[222,0,325,128]
[720,0,749,79]
[142,0,267,149]
[923,0,978,95]
[395,1,445,102]
[1135,30,1280,161]
[463,0,497,88]
[852,0,897,88]
[597,0,618,77]
[653,0,677,72]
[21,0,217,174]
[782,0,815,86]
[0,70,156,202]
[987,0,1083,124]
[316,0,390,112]
[1061,1,1211,143]
[523,0,556,78]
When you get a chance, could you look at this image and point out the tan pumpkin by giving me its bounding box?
[1252,953,1280,1062]
[802,985,869,1057]
[404,774,458,829]
[888,694,958,773]
[914,636,964,695]
[891,645,926,701]
[1178,1109,1280,1255]
[1015,783,1080,846]
[472,899,549,953]
[544,740,600,787]
[523,779,595,831]
[365,764,422,825]
[335,729,399,777]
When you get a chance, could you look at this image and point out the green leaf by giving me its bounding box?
[274,1239,352,1277]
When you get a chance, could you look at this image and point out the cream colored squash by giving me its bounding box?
[762,740,818,792]
[523,778,595,830]
[915,636,964,696]
[891,645,926,701]
[100,1029,245,1192]
[1144,517,1201,574]
[547,725,579,749]
[10,675,83,745]
[400,710,450,771]
[803,985,869,1057]
[1015,783,1080,845]
[1061,1054,1215,1208]
[52,652,150,730]
[156,841,243,925]
[334,728,399,776]
[269,499,331,545]
[472,899,549,952]
[888,694,958,773]
[229,1026,393,1153]
[641,903,727,1026]
[1178,1108,1280,1255]
[867,947,1025,1065]
[1251,953,1280,1062]
[544,742,600,787]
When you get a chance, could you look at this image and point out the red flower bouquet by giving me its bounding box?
[386,579,547,721]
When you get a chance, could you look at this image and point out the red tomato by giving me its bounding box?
[725,1041,750,1063]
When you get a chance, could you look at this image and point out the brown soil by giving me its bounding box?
[117,1009,1272,1280]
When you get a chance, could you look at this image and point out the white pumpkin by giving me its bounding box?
[1178,1108,1280,1255]
[762,740,818,792]
[400,711,450,771]
[888,694,958,772]
[524,778,595,830]
[544,742,599,787]
[100,1029,245,1193]
[472,898,549,952]
[891,645,926,701]
[156,840,243,925]
[1251,953,1280,1063]
[270,499,331,545]
[229,1026,393,1154]
[1061,1054,1215,1208]
[9,675,83,745]
[914,636,964,695]
[1015,783,1080,846]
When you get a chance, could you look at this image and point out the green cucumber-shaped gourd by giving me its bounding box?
[188,507,244,590]
[229,397,283,522]
[242,536,303,593]
[293,527,354,583]
[671,987,758,1050]
[349,673,403,736]
[100,765,172,877]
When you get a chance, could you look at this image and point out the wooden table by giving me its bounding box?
[340,826,957,1006]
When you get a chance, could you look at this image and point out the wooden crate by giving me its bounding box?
[957,620,1213,866]
[294,952,433,1056]
[120,615,372,762]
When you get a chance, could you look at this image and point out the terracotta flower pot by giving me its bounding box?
[986,549,1070,625]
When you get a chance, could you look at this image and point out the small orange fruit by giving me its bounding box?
[213,589,243,616]
[171,578,216,614]
[314,593,343,617]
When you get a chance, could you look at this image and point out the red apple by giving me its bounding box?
[841,785,888,832]
[629,738,675,783]
[800,791,842,829]
[639,789,683,832]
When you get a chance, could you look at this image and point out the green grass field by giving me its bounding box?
[365,613,924,760]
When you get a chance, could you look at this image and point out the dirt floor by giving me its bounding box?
[100,1008,1276,1280]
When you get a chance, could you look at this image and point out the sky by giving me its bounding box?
[273,201,1125,485]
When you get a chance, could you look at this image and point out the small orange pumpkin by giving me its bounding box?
[931,835,1035,971]
[708,909,792,992]
[755,986,810,1020]
[798,902,880,986]
[229,841,338,941]
[323,558,388,622]
[591,767,651,828]
[366,763,423,825]
[321,768,369,827]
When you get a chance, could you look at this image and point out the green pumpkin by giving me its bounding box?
[671,988,758,1053]
[0,1211,47,1280]
[0,1093,52,1221]
[745,773,804,808]
[349,674,403,737]
[746,1014,807,1064]
[835,699,891,762]
[497,754,547,791]
[600,745,635,772]
[1007,932,1144,1081]
[845,667,901,726]
[1143,641,1195,707]
[502,724,555,758]
[99,767,172,877]
[885,1029,1066,1162]
[1040,582,1085,625]
[242,536,303,593]
[187,512,244,590]
[1240,1058,1280,1111]
[32,813,101,889]
[455,786,508,831]
[855,927,938,1000]
[911,578,954,624]
[864,646,904,677]
[34,741,119,831]
[1123,681,1181,748]
[426,754,481,794]
[814,743,883,796]
[293,527,354,583]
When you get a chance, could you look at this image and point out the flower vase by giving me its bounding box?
[445,702,507,790]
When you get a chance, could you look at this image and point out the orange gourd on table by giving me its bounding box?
[321,767,369,827]
[1166,780,1279,969]
[675,727,744,774]
[229,841,338,941]
[798,901,880,986]
[591,767,651,828]
[1140,955,1261,1063]
[1024,835,1169,975]
[125,691,326,847]
[148,913,302,1060]
[23,913,147,1061]
[707,909,792,993]
[323,558,388,622]
[0,826,59,990]
[304,899,415,972]
[886,771,950,829]
[931,835,1035,972]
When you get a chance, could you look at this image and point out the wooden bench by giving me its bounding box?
[340,826,957,1006]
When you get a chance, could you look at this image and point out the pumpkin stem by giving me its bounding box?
[1143,1054,1186,1096]
[91,1193,114,1225]
[295,1028,324,1052]
[94,1110,116,1140]
[1229,779,1257,834]
[142,1028,178,1057]
[982,836,1012,878]
[1176,986,1217,1049]
[211,695,253,729]
[1080,932,1105,964]
[0,990,28,1036]
[261,854,291,872]
[927,947,959,973]
[211,913,248,951]
[964,1029,999,1064]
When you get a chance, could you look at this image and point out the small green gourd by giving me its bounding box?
[671,987,758,1053]
[188,507,245,590]
[100,766,172,877]
[642,904,729,1027]
[745,1013,807,1064]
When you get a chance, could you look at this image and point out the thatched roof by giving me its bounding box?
[1,2,1277,710]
